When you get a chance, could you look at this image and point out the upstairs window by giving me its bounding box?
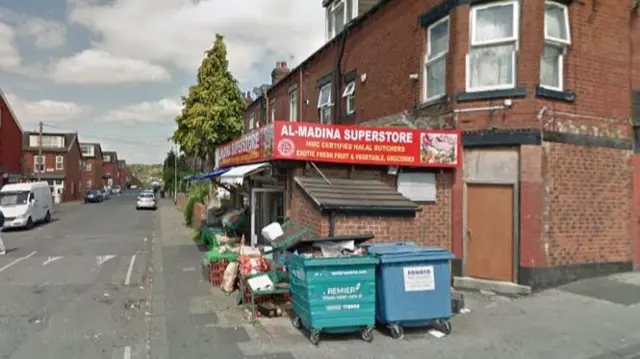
[248,113,255,130]
[318,84,332,124]
[424,17,449,101]
[540,1,571,91]
[467,1,519,92]
[56,156,64,170]
[326,0,357,40]
[34,155,44,172]
[342,81,356,115]
[289,88,298,121]
[269,99,276,123]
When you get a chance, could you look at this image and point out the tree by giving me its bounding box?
[163,149,190,193]
[172,34,245,170]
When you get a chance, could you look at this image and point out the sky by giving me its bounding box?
[0,0,325,164]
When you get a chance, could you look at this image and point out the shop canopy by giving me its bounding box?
[218,162,270,186]
[294,176,419,215]
[184,167,231,182]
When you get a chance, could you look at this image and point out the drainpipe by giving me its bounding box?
[329,211,335,236]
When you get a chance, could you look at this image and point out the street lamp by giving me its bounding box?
[174,143,178,203]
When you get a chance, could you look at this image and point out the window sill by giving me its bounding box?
[456,87,527,102]
[535,85,576,103]
[416,95,448,110]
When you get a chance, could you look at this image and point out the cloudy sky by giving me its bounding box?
[0,0,325,163]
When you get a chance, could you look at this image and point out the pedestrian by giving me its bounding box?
[0,208,5,255]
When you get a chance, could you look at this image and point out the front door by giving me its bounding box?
[466,184,514,282]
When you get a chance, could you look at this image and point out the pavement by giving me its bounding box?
[3,193,640,359]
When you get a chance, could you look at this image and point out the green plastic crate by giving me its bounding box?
[288,254,377,344]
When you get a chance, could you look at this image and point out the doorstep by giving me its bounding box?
[453,276,531,296]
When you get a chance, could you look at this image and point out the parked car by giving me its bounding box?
[0,182,53,229]
[85,190,104,203]
[136,192,157,210]
[101,189,110,200]
[112,186,122,195]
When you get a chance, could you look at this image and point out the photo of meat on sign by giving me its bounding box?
[420,133,458,164]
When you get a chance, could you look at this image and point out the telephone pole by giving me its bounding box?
[37,121,43,181]
[174,143,178,202]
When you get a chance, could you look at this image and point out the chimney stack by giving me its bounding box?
[244,91,253,106]
[271,61,290,85]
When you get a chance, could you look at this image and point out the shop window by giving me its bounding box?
[540,1,571,91]
[397,172,436,202]
[318,84,332,124]
[467,1,519,92]
[424,17,449,101]
[342,81,356,115]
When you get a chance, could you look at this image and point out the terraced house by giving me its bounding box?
[80,142,105,191]
[235,0,640,291]
[22,132,83,203]
[0,90,23,187]
[102,151,119,188]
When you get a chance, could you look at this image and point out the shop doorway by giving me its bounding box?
[466,184,514,282]
[250,187,285,246]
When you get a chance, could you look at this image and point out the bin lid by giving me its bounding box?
[367,244,454,262]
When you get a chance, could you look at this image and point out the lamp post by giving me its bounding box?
[174,143,178,203]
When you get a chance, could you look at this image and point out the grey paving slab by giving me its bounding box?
[558,278,640,306]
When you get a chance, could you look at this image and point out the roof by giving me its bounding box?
[294,176,418,215]
[245,0,391,110]
[22,131,77,153]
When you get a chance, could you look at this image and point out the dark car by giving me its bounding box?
[85,190,104,203]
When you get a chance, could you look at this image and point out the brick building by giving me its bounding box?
[102,151,119,188]
[22,132,84,203]
[117,160,131,187]
[223,0,640,290]
[0,90,23,187]
[80,142,105,190]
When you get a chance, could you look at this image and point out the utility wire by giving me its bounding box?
[39,123,173,148]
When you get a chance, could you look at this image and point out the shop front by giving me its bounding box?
[214,121,461,251]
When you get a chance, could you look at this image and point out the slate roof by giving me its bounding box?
[294,176,418,215]
[22,132,77,153]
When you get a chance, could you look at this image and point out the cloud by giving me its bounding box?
[0,21,21,71]
[4,92,92,126]
[16,17,67,49]
[101,98,182,124]
[48,50,171,85]
[67,0,325,84]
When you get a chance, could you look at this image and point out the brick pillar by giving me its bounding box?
[519,145,547,270]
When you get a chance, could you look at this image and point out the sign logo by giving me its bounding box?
[277,138,295,157]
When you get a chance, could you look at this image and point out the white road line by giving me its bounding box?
[42,256,63,266]
[123,346,131,359]
[97,255,116,266]
[0,251,37,273]
[124,254,137,285]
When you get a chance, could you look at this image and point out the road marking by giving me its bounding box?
[0,251,37,273]
[42,256,63,266]
[123,346,131,359]
[124,254,137,285]
[97,255,116,266]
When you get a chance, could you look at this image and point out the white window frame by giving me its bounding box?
[342,81,356,115]
[289,88,298,121]
[325,0,357,40]
[540,1,571,92]
[34,155,44,172]
[318,84,332,124]
[424,16,449,102]
[269,99,276,123]
[86,162,92,171]
[466,0,520,92]
[248,113,255,130]
[56,155,64,170]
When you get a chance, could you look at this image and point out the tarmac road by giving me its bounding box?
[0,190,153,359]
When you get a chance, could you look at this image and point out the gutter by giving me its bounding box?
[320,204,421,215]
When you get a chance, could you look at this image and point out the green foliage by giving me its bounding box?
[163,149,190,193]
[172,34,245,167]
[183,182,210,226]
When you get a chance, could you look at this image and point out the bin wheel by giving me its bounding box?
[389,324,404,339]
[292,316,302,329]
[309,330,321,345]
[361,327,374,342]
[435,319,452,335]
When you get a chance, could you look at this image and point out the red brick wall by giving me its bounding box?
[64,139,84,201]
[286,165,452,248]
[543,143,633,266]
[634,156,640,269]
[81,157,105,190]
[0,98,23,181]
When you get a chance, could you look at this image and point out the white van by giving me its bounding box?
[0,182,53,229]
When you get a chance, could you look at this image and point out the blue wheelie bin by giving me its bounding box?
[367,243,455,339]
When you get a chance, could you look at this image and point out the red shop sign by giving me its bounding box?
[215,121,460,168]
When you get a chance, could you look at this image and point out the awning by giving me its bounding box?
[201,167,230,180]
[218,162,270,186]
[294,176,419,215]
